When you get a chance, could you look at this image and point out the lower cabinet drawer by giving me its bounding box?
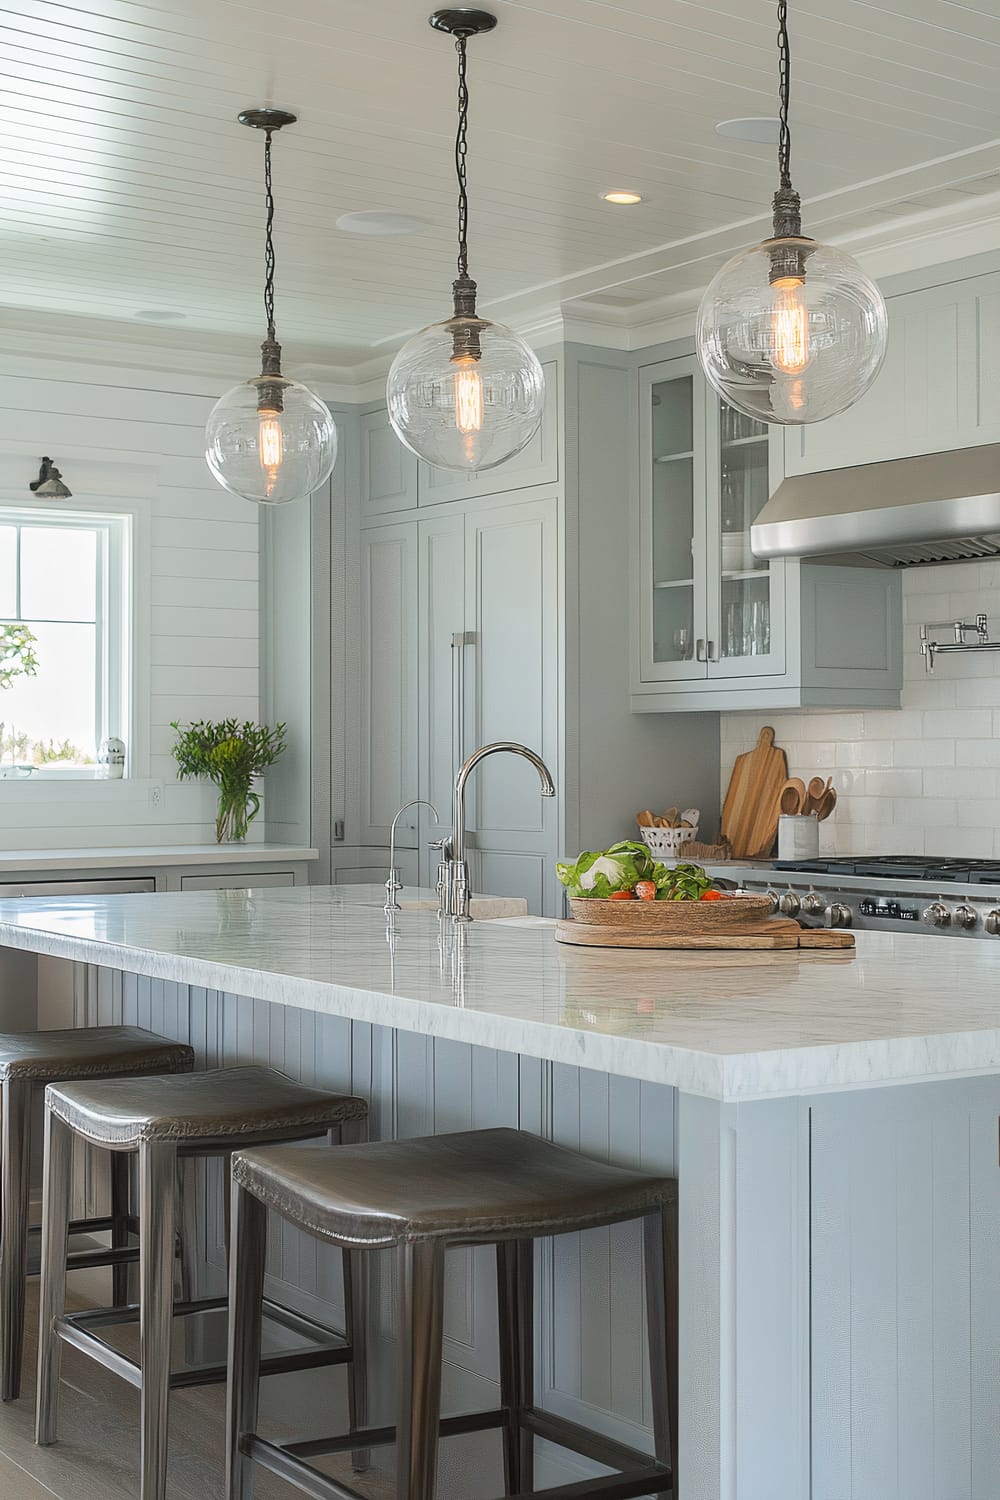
[179,872,295,891]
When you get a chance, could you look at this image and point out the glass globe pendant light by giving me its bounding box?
[205,110,337,505]
[387,10,545,472]
[695,0,888,425]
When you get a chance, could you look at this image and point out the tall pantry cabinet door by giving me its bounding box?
[358,522,419,847]
[463,496,560,916]
[417,511,468,886]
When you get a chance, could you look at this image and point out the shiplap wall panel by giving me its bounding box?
[0,359,259,844]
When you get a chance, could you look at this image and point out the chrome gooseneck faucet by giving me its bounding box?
[385,799,439,915]
[439,742,556,922]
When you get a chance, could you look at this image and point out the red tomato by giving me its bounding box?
[634,881,658,902]
[699,889,724,901]
[608,889,635,900]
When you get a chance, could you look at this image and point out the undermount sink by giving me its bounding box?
[400,897,528,919]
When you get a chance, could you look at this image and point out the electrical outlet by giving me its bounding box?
[148,782,163,810]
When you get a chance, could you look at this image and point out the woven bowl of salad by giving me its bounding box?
[557,844,773,932]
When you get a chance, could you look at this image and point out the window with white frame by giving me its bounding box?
[0,509,130,777]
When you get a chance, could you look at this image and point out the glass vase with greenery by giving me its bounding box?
[170,719,286,843]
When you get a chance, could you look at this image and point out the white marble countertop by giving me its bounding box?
[0,884,997,1101]
[0,844,319,874]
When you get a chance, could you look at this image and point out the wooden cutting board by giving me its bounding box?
[720,726,789,858]
[555,917,854,951]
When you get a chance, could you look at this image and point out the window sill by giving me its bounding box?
[0,767,115,781]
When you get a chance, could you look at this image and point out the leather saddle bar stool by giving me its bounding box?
[34,1064,369,1500]
[227,1126,679,1500]
[0,1025,194,1402]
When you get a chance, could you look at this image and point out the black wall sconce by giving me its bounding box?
[29,458,72,499]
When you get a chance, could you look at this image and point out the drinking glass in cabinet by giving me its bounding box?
[651,375,697,665]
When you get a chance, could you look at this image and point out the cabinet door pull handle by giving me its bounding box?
[707,639,718,661]
[695,638,707,662]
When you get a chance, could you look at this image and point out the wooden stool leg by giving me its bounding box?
[396,1240,445,1500]
[1,1080,31,1401]
[226,1177,266,1500]
[35,1109,73,1444]
[139,1140,176,1500]
[111,1151,131,1308]
[643,1205,679,1489]
[497,1238,534,1495]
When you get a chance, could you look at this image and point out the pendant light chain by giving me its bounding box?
[777,0,792,190]
[263,127,278,342]
[451,30,478,322]
[771,0,802,244]
[455,35,471,282]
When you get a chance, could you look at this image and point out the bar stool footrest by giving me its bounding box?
[57,1295,352,1390]
[242,1405,673,1500]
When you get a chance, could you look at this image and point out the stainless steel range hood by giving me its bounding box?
[751,443,1000,567]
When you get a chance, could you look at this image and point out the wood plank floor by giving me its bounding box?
[0,1282,394,1499]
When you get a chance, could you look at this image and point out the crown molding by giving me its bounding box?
[4,134,1000,391]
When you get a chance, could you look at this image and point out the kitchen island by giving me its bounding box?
[0,885,996,1500]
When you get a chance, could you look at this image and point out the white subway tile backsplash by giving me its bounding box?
[922,768,997,800]
[957,800,1000,827]
[956,678,1000,707]
[863,769,923,798]
[720,560,1000,855]
[837,740,893,768]
[920,709,992,739]
[891,739,956,767]
[926,828,996,858]
[894,798,958,827]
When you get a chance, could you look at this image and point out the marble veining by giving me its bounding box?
[0,885,998,1101]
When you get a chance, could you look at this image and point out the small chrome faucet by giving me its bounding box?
[385,799,439,915]
[440,743,556,922]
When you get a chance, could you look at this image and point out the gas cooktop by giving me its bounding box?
[773,855,1000,884]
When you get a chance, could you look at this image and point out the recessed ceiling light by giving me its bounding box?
[601,190,642,205]
[716,117,780,143]
[135,309,186,322]
[336,210,431,236]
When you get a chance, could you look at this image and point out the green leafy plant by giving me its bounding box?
[0,624,38,691]
[556,843,713,901]
[170,719,286,843]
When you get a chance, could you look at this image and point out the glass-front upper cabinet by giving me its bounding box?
[638,356,708,681]
[637,355,784,684]
[708,398,785,677]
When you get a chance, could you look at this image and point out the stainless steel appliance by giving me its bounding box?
[720,856,1000,940]
[750,441,1000,565]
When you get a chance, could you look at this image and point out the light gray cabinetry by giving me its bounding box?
[459,497,560,913]
[632,354,902,712]
[416,359,560,506]
[358,521,419,847]
[360,496,560,912]
[810,1078,1000,1500]
[785,269,1000,476]
[360,406,417,517]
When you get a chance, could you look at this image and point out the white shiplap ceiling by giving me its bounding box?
[1,0,1000,377]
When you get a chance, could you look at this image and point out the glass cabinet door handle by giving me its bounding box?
[695,638,707,662]
[707,639,718,661]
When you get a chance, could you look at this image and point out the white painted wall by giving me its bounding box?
[0,346,264,847]
[720,559,1000,857]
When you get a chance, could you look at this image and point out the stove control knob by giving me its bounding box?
[953,904,979,930]
[985,910,1000,936]
[922,902,951,928]
[778,891,801,916]
[801,891,826,917]
[828,902,852,928]
[763,889,780,914]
